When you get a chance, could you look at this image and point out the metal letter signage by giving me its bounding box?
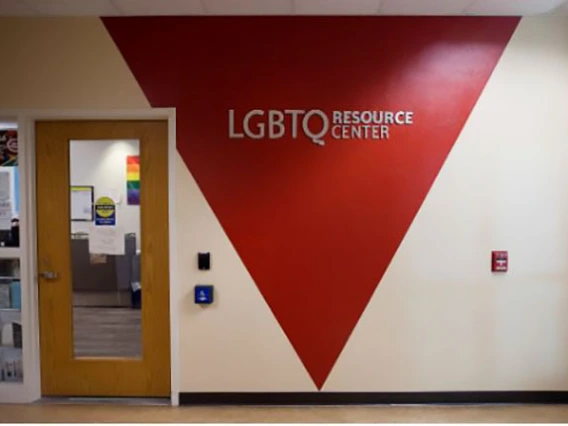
[228,109,415,146]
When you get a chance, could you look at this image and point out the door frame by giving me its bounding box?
[0,109,179,405]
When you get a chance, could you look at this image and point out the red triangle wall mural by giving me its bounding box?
[103,17,519,389]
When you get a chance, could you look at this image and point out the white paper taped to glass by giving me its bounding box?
[88,225,125,255]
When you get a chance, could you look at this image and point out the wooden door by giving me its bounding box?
[36,120,170,397]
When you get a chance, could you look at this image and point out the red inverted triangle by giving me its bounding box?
[104,16,518,389]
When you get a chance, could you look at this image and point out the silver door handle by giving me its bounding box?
[39,271,59,280]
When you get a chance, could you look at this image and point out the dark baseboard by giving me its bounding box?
[179,391,568,406]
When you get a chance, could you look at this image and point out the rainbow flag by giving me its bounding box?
[127,155,140,205]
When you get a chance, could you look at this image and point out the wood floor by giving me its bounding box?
[1,403,568,423]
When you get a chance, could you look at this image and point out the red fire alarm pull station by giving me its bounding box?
[491,251,508,272]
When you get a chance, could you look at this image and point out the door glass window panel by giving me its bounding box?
[69,140,142,358]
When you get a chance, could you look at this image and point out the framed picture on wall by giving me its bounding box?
[71,186,94,222]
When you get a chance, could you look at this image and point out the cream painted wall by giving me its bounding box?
[0,18,149,109]
[1,16,568,394]
[176,155,315,391]
[325,16,568,391]
[173,16,568,392]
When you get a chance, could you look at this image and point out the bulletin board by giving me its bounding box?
[71,186,94,222]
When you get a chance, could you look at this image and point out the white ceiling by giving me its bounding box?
[0,0,567,16]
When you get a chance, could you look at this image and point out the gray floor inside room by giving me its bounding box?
[73,306,141,358]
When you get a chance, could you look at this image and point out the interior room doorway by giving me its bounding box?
[35,120,170,397]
